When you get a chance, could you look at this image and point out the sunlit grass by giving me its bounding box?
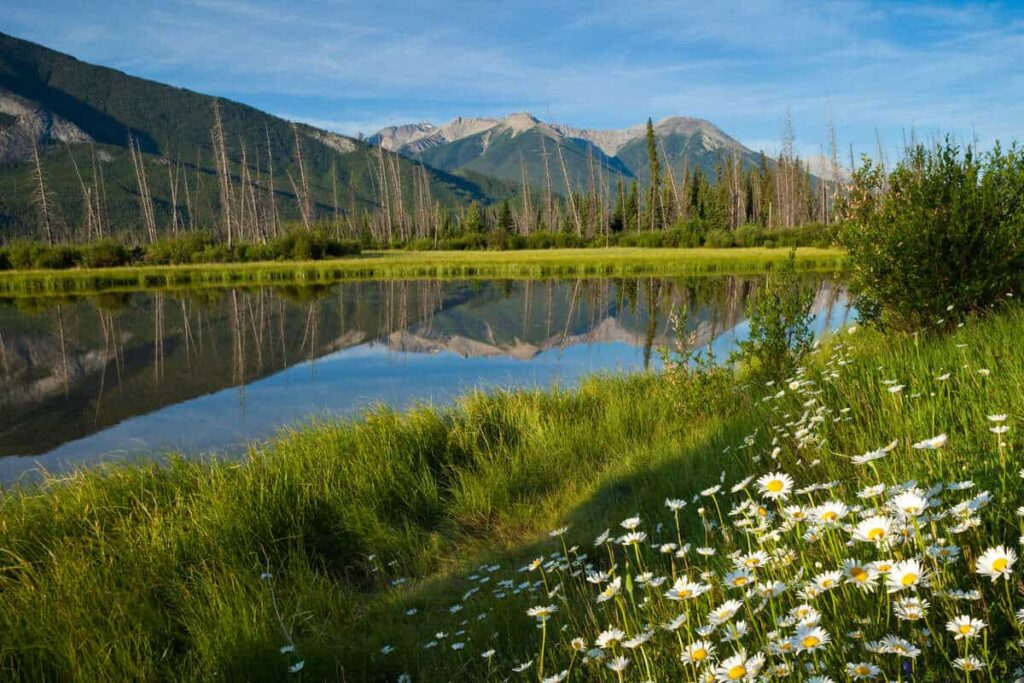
[2,305,1022,680]
[0,247,846,297]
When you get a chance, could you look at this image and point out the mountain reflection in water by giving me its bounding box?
[0,275,852,481]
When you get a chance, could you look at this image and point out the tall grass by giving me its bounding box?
[1,306,1022,679]
[0,247,847,298]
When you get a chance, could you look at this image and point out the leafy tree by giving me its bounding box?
[732,249,814,384]
[840,140,1024,330]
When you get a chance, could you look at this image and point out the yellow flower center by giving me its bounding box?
[851,567,868,582]
[900,572,918,586]
[959,624,972,634]
[868,528,885,541]
[733,577,748,586]
[767,480,784,493]
[802,635,820,648]
[679,590,691,598]
[692,648,707,661]
[822,511,838,521]
[993,558,1009,571]
[728,665,747,680]
[855,666,870,675]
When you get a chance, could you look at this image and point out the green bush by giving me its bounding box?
[840,140,1024,330]
[5,241,79,269]
[80,240,131,268]
[703,228,734,248]
[484,228,509,250]
[264,230,361,261]
[145,233,218,265]
[732,249,814,384]
[734,223,766,247]
[405,238,435,251]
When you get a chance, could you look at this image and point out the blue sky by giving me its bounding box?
[3,0,1022,160]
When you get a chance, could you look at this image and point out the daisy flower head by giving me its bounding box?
[680,639,716,666]
[595,627,625,648]
[606,655,630,673]
[756,472,794,500]
[954,656,985,671]
[912,433,948,450]
[793,624,830,653]
[713,649,764,681]
[886,558,926,593]
[526,604,558,621]
[946,615,985,640]
[976,545,1016,581]
[852,515,894,545]
[620,515,641,530]
[845,662,881,679]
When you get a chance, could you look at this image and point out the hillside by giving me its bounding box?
[371,112,770,193]
[0,32,507,241]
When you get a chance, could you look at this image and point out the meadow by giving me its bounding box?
[1,299,1021,680]
[0,247,846,297]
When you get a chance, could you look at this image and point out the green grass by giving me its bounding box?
[0,247,847,298]
[2,306,1022,680]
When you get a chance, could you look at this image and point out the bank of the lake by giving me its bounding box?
[0,247,846,297]
[1,304,1021,680]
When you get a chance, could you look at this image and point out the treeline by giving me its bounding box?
[13,105,844,254]
[0,230,360,271]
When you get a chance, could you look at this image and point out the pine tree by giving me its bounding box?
[497,199,514,233]
[644,118,662,231]
[463,201,484,233]
[625,180,640,234]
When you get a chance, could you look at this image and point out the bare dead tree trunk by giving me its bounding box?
[376,144,393,242]
[518,152,532,235]
[211,100,234,246]
[555,139,582,236]
[64,143,93,240]
[90,143,109,238]
[287,169,311,230]
[292,123,313,228]
[31,140,55,245]
[128,134,157,242]
[264,124,279,236]
[169,164,179,234]
[331,160,340,234]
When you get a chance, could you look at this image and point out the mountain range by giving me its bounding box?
[0,31,781,241]
[0,32,506,238]
[370,112,768,194]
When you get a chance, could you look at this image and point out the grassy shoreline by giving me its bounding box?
[1,305,1022,679]
[0,247,846,297]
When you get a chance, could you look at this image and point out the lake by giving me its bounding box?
[0,275,851,482]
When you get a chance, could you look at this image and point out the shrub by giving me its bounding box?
[659,307,737,420]
[734,223,766,247]
[484,228,509,250]
[703,228,734,248]
[145,233,218,265]
[80,240,131,268]
[265,229,360,260]
[732,249,814,384]
[840,140,1024,330]
[405,238,435,251]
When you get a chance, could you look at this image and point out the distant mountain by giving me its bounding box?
[0,32,507,239]
[370,112,768,193]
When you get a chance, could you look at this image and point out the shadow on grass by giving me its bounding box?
[332,406,764,680]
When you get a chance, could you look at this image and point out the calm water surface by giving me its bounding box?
[0,276,852,482]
